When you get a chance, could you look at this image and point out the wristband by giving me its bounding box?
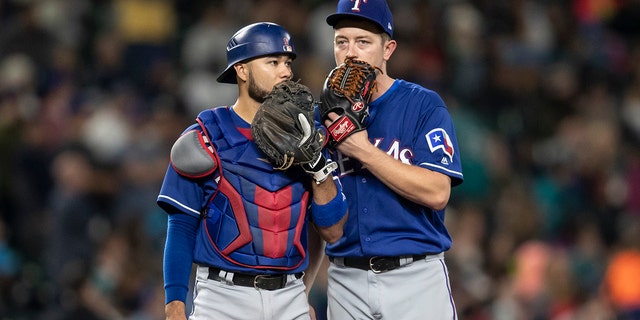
[310,185,348,227]
[302,155,338,184]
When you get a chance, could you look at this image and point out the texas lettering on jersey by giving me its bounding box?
[334,129,456,177]
[335,138,414,176]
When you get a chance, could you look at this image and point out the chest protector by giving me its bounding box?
[197,107,309,271]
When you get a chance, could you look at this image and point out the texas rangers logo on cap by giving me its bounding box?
[326,0,394,38]
[426,128,454,162]
[349,0,366,12]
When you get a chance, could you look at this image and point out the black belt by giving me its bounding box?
[329,254,427,273]
[207,267,303,290]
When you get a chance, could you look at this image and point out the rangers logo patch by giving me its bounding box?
[426,128,454,162]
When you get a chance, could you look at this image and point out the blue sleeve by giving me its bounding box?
[415,105,464,186]
[163,211,200,304]
[157,164,206,217]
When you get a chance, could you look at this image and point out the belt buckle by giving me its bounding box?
[369,256,383,274]
[253,275,269,289]
[253,274,285,290]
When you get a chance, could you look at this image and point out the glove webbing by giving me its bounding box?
[327,60,377,105]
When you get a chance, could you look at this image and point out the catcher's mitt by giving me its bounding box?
[319,58,378,147]
[251,80,324,170]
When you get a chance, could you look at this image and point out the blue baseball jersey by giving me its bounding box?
[325,79,463,258]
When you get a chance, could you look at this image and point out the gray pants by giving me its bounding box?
[327,253,457,320]
[190,266,311,320]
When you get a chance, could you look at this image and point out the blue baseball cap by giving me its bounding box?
[326,0,394,38]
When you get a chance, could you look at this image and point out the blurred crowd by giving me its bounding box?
[1,0,640,319]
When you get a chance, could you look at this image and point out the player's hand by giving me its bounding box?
[309,304,317,320]
[324,111,371,159]
[165,300,187,320]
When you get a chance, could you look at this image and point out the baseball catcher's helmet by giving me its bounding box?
[216,22,296,84]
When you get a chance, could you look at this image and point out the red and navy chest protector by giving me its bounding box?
[159,107,310,273]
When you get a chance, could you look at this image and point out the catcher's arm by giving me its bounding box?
[308,171,348,243]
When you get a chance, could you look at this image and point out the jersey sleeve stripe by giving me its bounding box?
[420,162,463,178]
[158,195,201,216]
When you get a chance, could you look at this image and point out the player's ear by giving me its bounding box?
[235,63,249,83]
[383,39,396,61]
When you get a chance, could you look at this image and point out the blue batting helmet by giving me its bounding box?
[216,22,296,84]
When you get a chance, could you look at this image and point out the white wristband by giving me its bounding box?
[308,161,338,184]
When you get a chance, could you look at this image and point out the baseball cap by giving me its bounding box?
[326,0,394,38]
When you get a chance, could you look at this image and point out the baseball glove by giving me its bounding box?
[251,80,324,170]
[319,57,378,147]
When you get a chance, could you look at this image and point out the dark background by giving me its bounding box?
[1,0,640,319]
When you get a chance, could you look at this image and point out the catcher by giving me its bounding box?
[157,22,347,320]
